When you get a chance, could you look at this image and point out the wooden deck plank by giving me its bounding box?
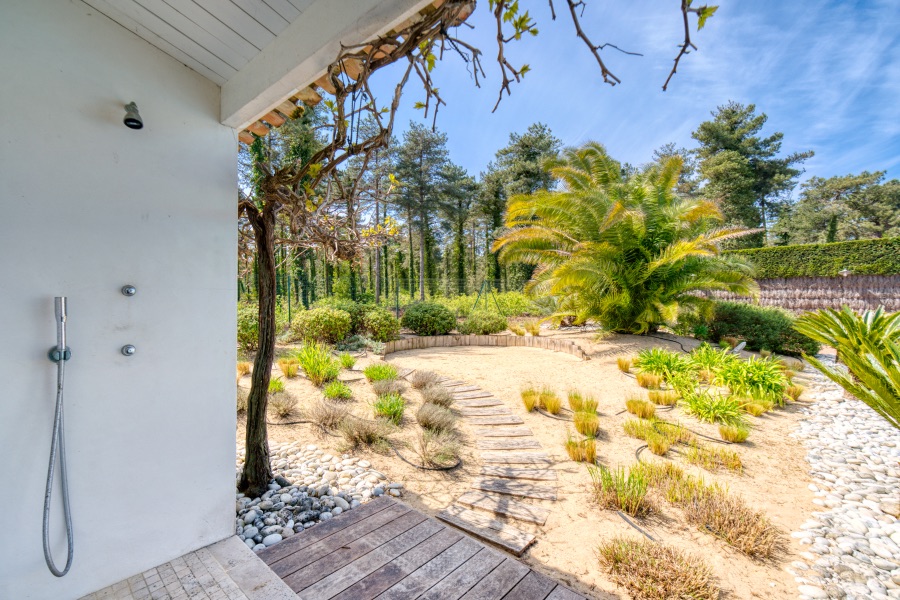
[436,506,535,556]
[296,519,444,599]
[417,547,505,600]
[281,509,426,588]
[333,527,462,599]
[459,557,530,599]
[545,585,588,599]
[453,391,495,399]
[455,398,504,408]
[260,498,397,566]
[476,439,542,450]
[441,380,469,387]
[450,385,481,392]
[374,537,482,600]
[457,491,551,525]
[479,466,557,481]
[460,407,512,417]
[481,452,552,465]
[472,478,558,501]
[475,426,533,437]
[469,415,525,426]
[501,570,558,600]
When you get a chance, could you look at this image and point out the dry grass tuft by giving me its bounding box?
[415,430,460,467]
[589,464,651,517]
[625,398,656,419]
[785,384,804,401]
[698,368,714,384]
[524,319,541,336]
[509,323,526,336]
[410,370,440,390]
[277,358,299,379]
[540,388,562,414]
[574,411,600,437]
[635,372,662,389]
[237,361,252,378]
[684,443,743,473]
[565,435,597,463]
[623,418,655,440]
[338,417,394,452]
[521,387,540,412]
[269,392,298,418]
[616,356,632,373]
[719,423,750,443]
[647,389,679,406]
[416,403,456,433]
[743,402,768,416]
[646,432,672,456]
[597,536,719,600]
[568,391,598,413]
[372,379,406,396]
[422,384,454,408]
[780,357,804,372]
[633,460,684,488]
[308,400,348,430]
[236,387,248,415]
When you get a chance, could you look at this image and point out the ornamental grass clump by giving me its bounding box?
[415,430,460,467]
[422,384,453,408]
[308,400,348,430]
[373,392,405,424]
[416,403,456,433]
[743,401,769,417]
[597,536,718,600]
[323,380,352,401]
[690,343,739,373]
[647,389,678,406]
[680,389,747,427]
[625,398,656,419]
[616,357,632,373]
[410,370,440,390]
[338,417,393,451]
[521,387,539,412]
[634,348,694,381]
[646,432,671,456]
[296,342,340,386]
[684,443,743,473]
[589,464,651,517]
[785,384,805,401]
[632,460,685,488]
[623,418,655,440]
[372,379,405,396]
[509,323,526,336]
[338,352,357,369]
[565,435,596,463]
[236,387,248,415]
[715,357,787,406]
[539,388,562,414]
[277,358,299,379]
[363,363,398,382]
[236,361,252,378]
[524,319,541,336]
[269,392,298,418]
[268,378,285,394]
[568,390,598,413]
[635,372,662,389]
[719,423,750,443]
[574,411,600,437]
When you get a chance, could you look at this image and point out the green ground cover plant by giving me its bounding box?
[323,380,352,401]
[295,342,340,386]
[373,392,405,424]
[363,363,399,382]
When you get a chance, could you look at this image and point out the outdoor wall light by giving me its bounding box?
[123,102,143,130]
[839,269,852,277]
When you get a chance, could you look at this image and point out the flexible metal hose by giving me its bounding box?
[43,298,73,577]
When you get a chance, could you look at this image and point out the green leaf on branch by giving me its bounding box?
[697,6,718,29]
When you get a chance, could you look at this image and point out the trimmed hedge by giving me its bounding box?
[727,237,900,279]
[707,302,821,357]
[289,307,352,343]
[401,302,456,336]
[457,311,508,335]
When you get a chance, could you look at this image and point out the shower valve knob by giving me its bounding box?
[121,285,137,296]
[121,345,136,356]
[48,347,71,362]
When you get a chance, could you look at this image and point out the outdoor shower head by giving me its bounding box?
[123,102,143,130]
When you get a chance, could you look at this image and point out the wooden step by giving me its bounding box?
[441,380,468,387]
[476,439,542,451]
[469,415,524,426]
[460,407,511,417]
[457,491,551,525]
[475,426,533,437]
[450,385,481,393]
[472,478,557,501]
[481,451,552,465]
[453,391,494,400]
[455,398,503,408]
[437,506,536,556]
[480,466,557,481]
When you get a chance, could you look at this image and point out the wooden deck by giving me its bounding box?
[257,497,586,600]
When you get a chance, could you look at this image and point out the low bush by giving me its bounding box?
[635,372,662,389]
[589,465,651,517]
[269,392,298,418]
[339,416,393,451]
[237,303,260,352]
[422,384,453,407]
[268,378,285,394]
[597,536,718,600]
[719,423,750,443]
[416,403,456,433]
[625,398,656,419]
[415,430,461,467]
[539,388,561,414]
[401,302,456,336]
[715,357,788,406]
[338,353,357,369]
[565,435,597,463]
[362,307,400,342]
[236,387,248,415]
[363,363,398,382]
[312,297,369,334]
[295,342,340,386]
[433,291,542,317]
[373,392,405,424]
[616,357,632,373]
[277,358,299,379]
[290,307,352,343]
[236,361,252,378]
[372,379,405,396]
[568,391,598,413]
[457,311,508,335]
[521,387,539,412]
[410,370,440,390]
[680,389,746,427]
[308,400,348,430]
[635,348,694,381]
[707,301,821,356]
[323,380,352,401]
[574,411,600,437]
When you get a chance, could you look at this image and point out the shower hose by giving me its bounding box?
[43,298,74,577]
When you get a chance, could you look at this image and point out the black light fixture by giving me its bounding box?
[123,102,143,129]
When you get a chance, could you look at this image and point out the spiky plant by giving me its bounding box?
[589,464,651,517]
[623,418,655,440]
[277,358,299,379]
[646,432,672,456]
[236,361,252,378]
[269,392,298,418]
[509,323,526,336]
[492,143,757,333]
[565,435,596,463]
[616,357,632,373]
[268,378,285,394]
[715,356,788,405]
[523,319,541,336]
[785,384,804,401]
[647,390,679,406]
[634,348,694,381]
[415,430,460,467]
[295,342,340,386]
[680,389,747,427]
[372,392,405,424]
[794,306,900,430]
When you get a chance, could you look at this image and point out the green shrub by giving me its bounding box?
[708,301,821,356]
[680,389,747,427]
[373,392,405,424]
[295,342,340,386]
[364,363,398,382]
[338,352,356,369]
[290,307,352,343]
[715,356,788,405]
[456,311,509,335]
[323,380,352,401]
[634,348,694,380]
[727,237,900,278]
[237,303,259,352]
[433,291,543,318]
[689,343,739,372]
[362,307,400,342]
[401,302,456,336]
[312,297,370,334]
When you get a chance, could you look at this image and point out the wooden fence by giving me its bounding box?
[383,334,590,360]
[711,274,900,313]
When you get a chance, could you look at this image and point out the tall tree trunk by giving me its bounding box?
[325,260,333,296]
[308,252,317,304]
[407,209,415,298]
[419,222,426,301]
[239,204,276,497]
[374,201,381,303]
[455,217,466,295]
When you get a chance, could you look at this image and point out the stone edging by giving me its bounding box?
[383,334,590,360]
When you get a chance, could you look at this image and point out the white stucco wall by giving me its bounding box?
[0,2,237,598]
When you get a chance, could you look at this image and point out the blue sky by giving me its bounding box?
[372,0,900,185]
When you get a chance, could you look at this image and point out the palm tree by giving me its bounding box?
[493,142,758,334]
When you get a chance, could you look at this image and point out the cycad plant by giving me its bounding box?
[794,307,900,429]
[493,142,758,333]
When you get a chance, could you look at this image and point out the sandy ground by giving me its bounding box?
[237,330,815,600]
